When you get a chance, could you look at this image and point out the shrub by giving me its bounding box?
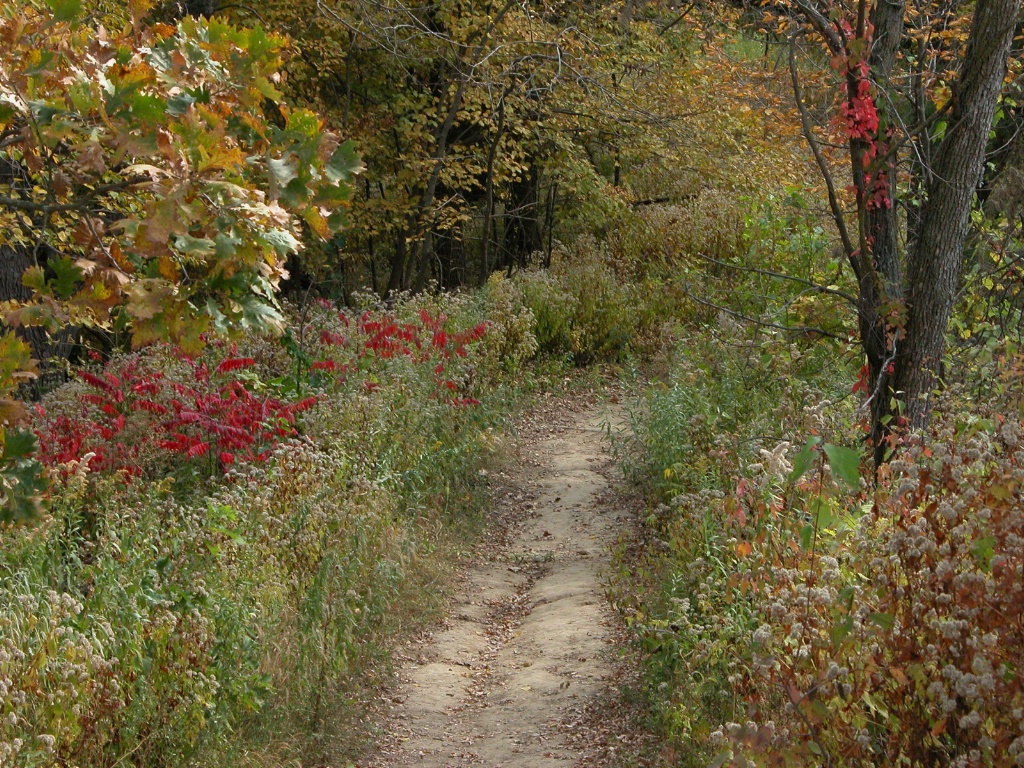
[515,268,577,358]
[622,327,1024,768]
[1,477,268,768]
[620,328,849,499]
[615,326,853,764]
[1,292,520,767]
[474,274,540,376]
[515,241,640,365]
[604,191,749,282]
[31,346,317,482]
[717,409,1024,768]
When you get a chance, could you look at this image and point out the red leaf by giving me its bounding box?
[216,357,256,374]
[187,441,210,458]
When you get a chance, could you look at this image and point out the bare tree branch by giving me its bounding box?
[680,284,847,341]
[695,252,859,306]
[789,33,857,264]
[790,0,845,54]
[0,175,152,215]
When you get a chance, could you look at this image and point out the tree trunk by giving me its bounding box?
[386,230,408,295]
[505,162,542,270]
[1,246,73,394]
[795,0,1019,464]
[480,98,507,285]
[862,0,906,457]
[891,0,1019,439]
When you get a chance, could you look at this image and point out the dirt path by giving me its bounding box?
[367,396,627,768]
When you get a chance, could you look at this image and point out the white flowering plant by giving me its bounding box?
[716,405,1024,768]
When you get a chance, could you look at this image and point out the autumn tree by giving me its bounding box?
[244,0,724,295]
[0,0,360,520]
[779,0,1021,461]
[260,0,613,293]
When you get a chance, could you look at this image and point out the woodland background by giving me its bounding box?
[0,0,1022,765]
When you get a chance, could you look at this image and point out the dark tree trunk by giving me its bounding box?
[413,231,434,292]
[892,0,1019,434]
[794,0,1019,465]
[1,246,74,394]
[386,231,408,295]
[504,162,542,270]
[862,0,907,456]
[480,98,507,285]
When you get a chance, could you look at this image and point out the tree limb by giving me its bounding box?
[790,0,844,54]
[789,33,857,266]
[0,175,151,214]
[659,3,696,35]
[695,252,859,306]
[680,284,847,341]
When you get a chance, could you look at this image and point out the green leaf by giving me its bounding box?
[243,25,280,60]
[326,209,348,232]
[788,436,820,484]
[811,497,836,530]
[28,101,63,125]
[166,92,196,116]
[237,295,284,332]
[49,256,83,299]
[130,93,167,124]
[0,428,47,524]
[861,690,890,718]
[800,523,814,550]
[325,139,364,183]
[260,228,300,256]
[971,536,996,572]
[868,612,895,631]
[2,429,38,462]
[7,304,63,332]
[45,0,83,22]
[22,266,48,294]
[24,51,57,77]
[823,443,861,490]
[214,231,241,260]
[254,76,283,102]
[204,297,230,334]
[172,234,217,258]
[837,585,856,609]
[831,616,853,645]
[284,109,322,139]
[268,154,298,188]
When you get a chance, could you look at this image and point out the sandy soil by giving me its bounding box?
[365,395,629,768]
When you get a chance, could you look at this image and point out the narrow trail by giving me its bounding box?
[367,397,628,768]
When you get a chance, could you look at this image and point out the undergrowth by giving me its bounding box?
[0,291,527,768]
[1,170,860,768]
[618,323,1024,767]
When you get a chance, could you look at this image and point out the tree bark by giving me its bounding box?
[862,0,906,456]
[1,246,74,393]
[386,230,408,295]
[480,98,507,285]
[892,0,1020,436]
[794,0,1019,465]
